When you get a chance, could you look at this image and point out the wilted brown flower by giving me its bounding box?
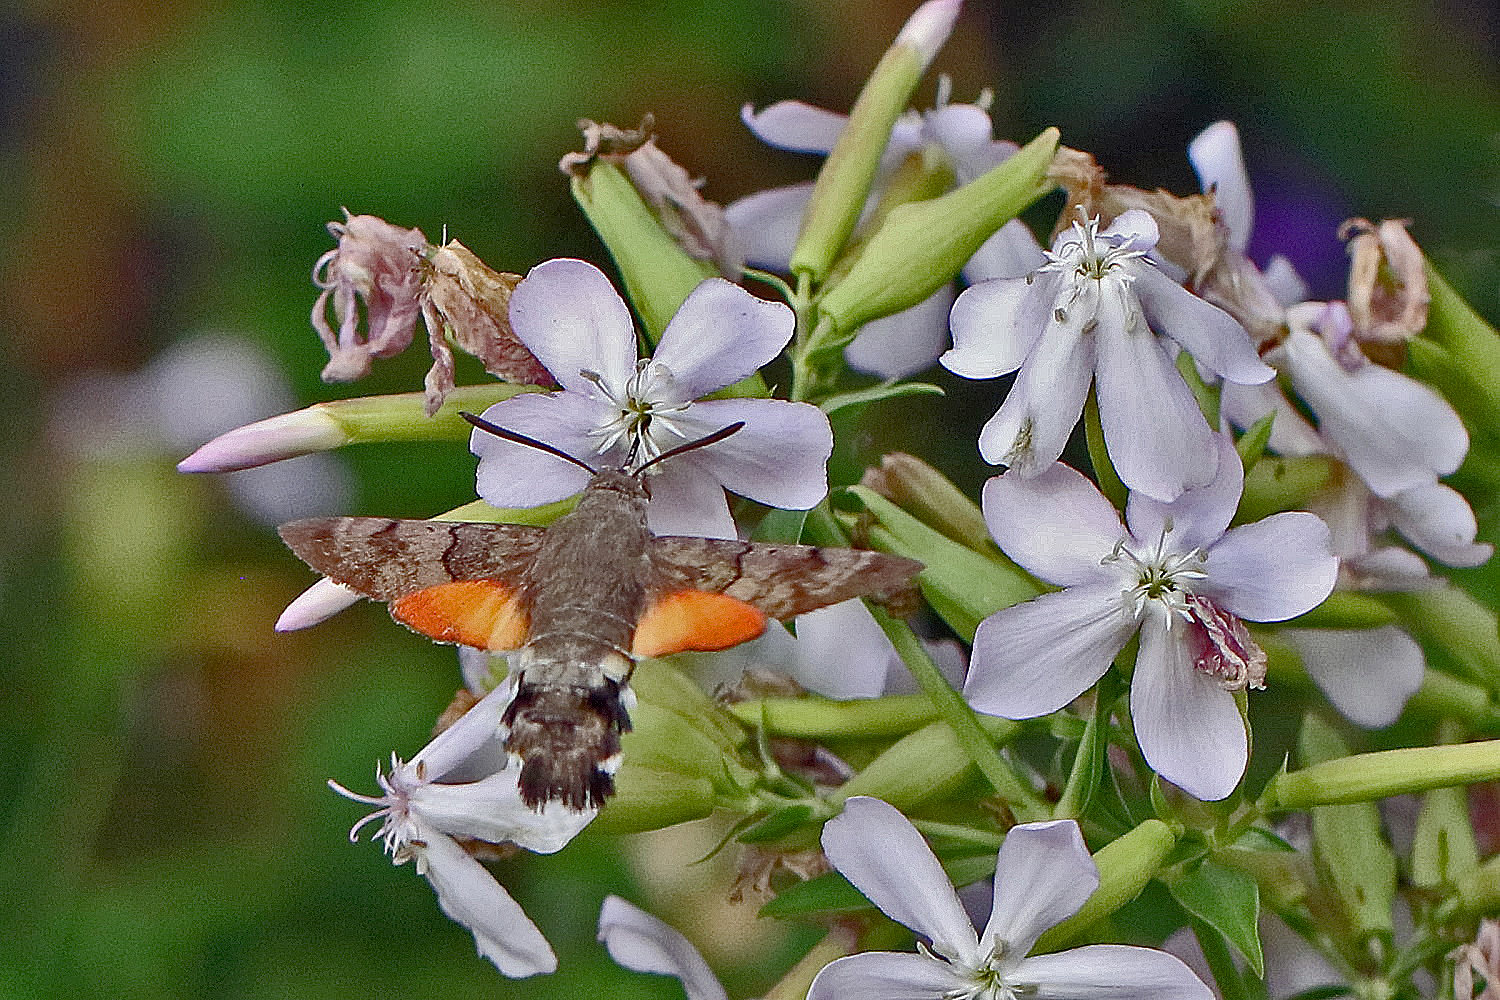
[1342,217,1429,345]
[311,211,427,382]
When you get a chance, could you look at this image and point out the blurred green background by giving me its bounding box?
[1,1,1495,997]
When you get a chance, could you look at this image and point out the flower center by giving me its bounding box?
[581,359,692,470]
[1106,526,1209,620]
[1039,215,1149,285]
[328,756,424,863]
[935,942,1034,1000]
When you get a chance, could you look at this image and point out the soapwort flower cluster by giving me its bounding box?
[176,0,1500,995]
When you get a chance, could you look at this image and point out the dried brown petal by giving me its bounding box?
[418,240,554,416]
[558,116,655,176]
[1342,217,1429,345]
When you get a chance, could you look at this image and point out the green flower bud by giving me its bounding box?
[1034,819,1177,952]
[811,127,1059,340]
[860,452,993,553]
[1263,737,1500,809]
[591,764,717,835]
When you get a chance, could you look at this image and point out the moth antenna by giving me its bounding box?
[460,412,598,474]
[635,422,746,474]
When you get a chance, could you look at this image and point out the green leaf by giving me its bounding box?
[1235,413,1276,473]
[819,380,944,418]
[737,805,817,843]
[1168,859,1265,977]
[760,853,997,920]
[1054,676,1113,820]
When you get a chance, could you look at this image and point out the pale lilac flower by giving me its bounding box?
[1280,626,1424,728]
[598,895,728,1000]
[728,79,1043,378]
[945,210,1274,502]
[471,258,831,538]
[809,797,1213,1000]
[275,578,362,631]
[329,680,596,977]
[966,435,1337,800]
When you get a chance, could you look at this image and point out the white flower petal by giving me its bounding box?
[654,279,796,399]
[724,182,813,270]
[275,578,361,631]
[791,600,899,700]
[963,218,1047,282]
[598,896,729,1000]
[1134,268,1273,385]
[923,104,1001,178]
[471,392,600,507]
[1203,512,1338,622]
[1382,481,1494,567]
[1283,329,1468,496]
[844,283,955,379]
[1126,433,1242,553]
[1015,944,1214,999]
[974,305,1094,474]
[1093,292,1219,502]
[741,100,849,153]
[643,462,737,539]
[674,397,833,511]
[416,826,557,977]
[1262,254,1309,308]
[980,820,1098,960]
[412,774,596,854]
[507,258,637,395]
[981,464,1124,586]
[1187,121,1253,255]
[1101,209,1160,252]
[1131,616,1247,801]
[409,681,516,781]
[1219,379,1326,458]
[1283,626,1424,728]
[822,797,979,963]
[943,277,1049,378]
[807,951,968,1000]
[964,583,1139,719]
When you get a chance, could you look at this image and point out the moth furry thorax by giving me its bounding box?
[280,466,922,812]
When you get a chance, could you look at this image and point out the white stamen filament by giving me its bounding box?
[580,360,693,469]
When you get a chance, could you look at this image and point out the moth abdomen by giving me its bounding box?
[504,679,631,812]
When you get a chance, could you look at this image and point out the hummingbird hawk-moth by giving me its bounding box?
[278,417,922,812]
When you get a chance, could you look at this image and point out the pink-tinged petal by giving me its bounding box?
[471,393,601,507]
[416,826,557,977]
[981,465,1124,585]
[943,276,1050,378]
[1187,122,1253,255]
[981,821,1098,959]
[275,578,361,631]
[1220,379,1326,458]
[792,600,898,700]
[974,306,1094,474]
[822,797,978,962]
[1093,293,1219,502]
[674,397,833,511]
[724,183,813,270]
[507,258,637,395]
[895,0,961,69]
[807,952,968,1000]
[1127,434,1242,552]
[844,284,955,379]
[654,279,796,399]
[1344,546,1435,589]
[644,463,737,539]
[1016,944,1214,999]
[1134,268,1274,385]
[1382,482,1494,567]
[1203,512,1338,622]
[963,218,1046,283]
[1283,330,1468,496]
[177,406,348,473]
[598,896,728,1000]
[741,100,848,154]
[964,584,1139,719]
[1282,626,1424,728]
[1131,616,1247,801]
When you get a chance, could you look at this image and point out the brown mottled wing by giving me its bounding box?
[648,537,922,621]
[278,518,546,599]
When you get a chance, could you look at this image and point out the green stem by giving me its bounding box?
[868,605,1049,821]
